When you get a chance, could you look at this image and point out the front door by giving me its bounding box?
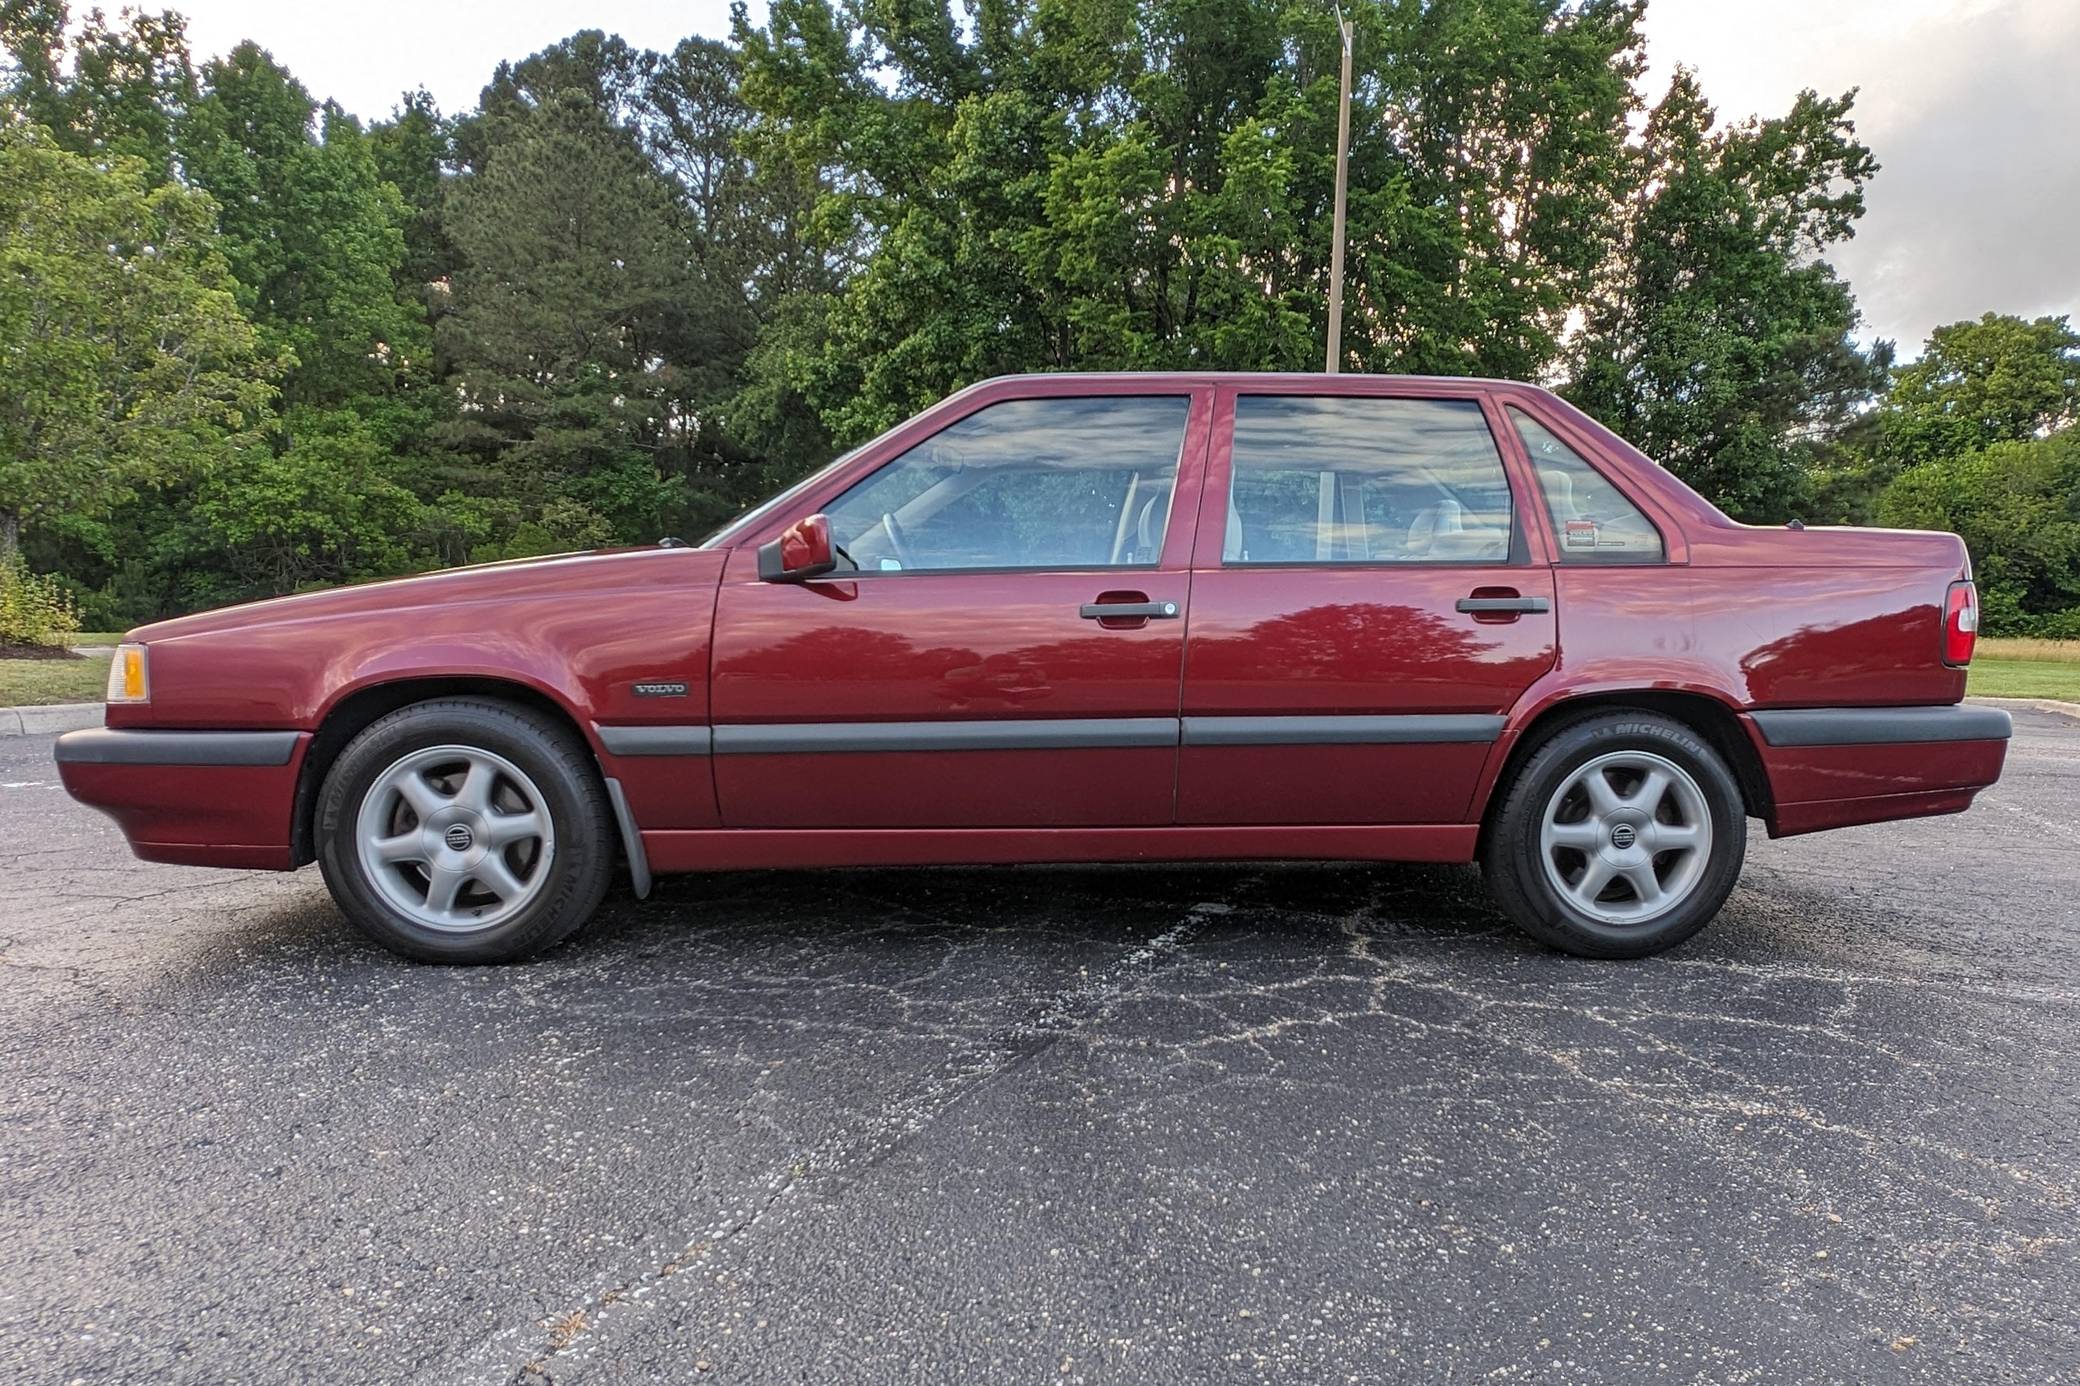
[1177,386,1558,825]
[710,390,1209,828]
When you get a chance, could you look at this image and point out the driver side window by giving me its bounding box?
[821,395,1190,572]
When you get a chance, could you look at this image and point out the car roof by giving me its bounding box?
[974,370,1547,390]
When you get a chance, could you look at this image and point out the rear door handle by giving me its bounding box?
[1080,601,1179,620]
[1456,596,1550,614]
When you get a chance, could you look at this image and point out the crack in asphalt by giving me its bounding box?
[499,916,1205,1382]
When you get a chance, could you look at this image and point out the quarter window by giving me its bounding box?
[1224,396,1515,564]
[822,395,1190,572]
[1509,409,1665,563]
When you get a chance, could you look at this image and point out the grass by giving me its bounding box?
[0,655,108,706]
[1975,636,2080,663]
[0,630,115,706]
[1968,637,2080,702]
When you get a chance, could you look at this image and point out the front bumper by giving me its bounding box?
[1746,704,2012,838]
[54,727,312,869]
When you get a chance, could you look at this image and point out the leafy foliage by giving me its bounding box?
[179,45,431,416]
[1565,71,1888,520]
[1879,429,2080,636]
[0,124,271,558]
[736,0,1647,442]
[0,544,79,645]
[1877,313,2080,472]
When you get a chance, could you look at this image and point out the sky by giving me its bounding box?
[151,0,2078,355]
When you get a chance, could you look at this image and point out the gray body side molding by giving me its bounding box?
[593,724,715,757]
[1182,714,1506,746]
[1749,705,2013,748]
[713,717,1180,755]
[594,714,1517,757]
[53,727,302,767]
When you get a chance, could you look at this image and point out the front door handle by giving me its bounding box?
[1080,601,1179,620]
[1456,596,1550,614]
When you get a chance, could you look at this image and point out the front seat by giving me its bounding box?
[1129,484,1173,563]
[1406,498,1465,557]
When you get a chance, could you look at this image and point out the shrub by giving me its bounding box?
[1878,429,2080,635]
[0,551,83,647]
[2022,607,2080,640]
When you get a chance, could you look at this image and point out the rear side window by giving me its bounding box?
[1224,396,1515,564]
[823,395,1190,572]
[1510,408,1664,564]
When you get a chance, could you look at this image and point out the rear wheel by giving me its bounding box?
[1482,711,1745,959]
[316,698,614,963]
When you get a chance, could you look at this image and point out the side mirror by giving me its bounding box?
[757,513,839,583]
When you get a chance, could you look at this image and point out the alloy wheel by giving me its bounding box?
[353,744,556,932]
[1537,749,1714,926]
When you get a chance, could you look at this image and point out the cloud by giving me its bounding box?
[1828,2,2080,351]
[1643,0,2080,354]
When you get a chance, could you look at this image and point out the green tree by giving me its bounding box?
[367,89,459,325]
[1566,70,1888,520]
[0,0,69,131]
[737,0,1646,445]
[1878,429,2080,635]
[2,2,194,183]
[438,88,695,546]
[191,414,424,598]
[1878,312,2080,472]
[0,125,270,558]
[180,44,431,417]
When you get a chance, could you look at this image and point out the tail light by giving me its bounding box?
[1942,581,1978,667]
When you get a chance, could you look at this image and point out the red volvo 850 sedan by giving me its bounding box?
[56,374,2008,963]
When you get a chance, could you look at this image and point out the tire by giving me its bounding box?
[316,698,615,963]
[1481,710,1746,959]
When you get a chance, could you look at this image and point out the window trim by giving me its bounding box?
[1504,403,1669,567]
[812,560,1169,582]
[1208,390,1530,571]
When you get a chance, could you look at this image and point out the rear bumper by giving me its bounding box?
[54,728,310,869]
[1746,705,2012,838]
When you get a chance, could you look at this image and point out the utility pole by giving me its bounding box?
[1324,7,1354,374]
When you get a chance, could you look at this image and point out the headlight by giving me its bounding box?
[106,643,150,703]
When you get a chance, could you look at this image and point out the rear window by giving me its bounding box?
[1224,396,1515,564]
[1510,408,1664,564]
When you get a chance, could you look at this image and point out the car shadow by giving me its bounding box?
[568,858,1520,959]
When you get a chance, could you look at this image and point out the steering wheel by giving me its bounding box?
[880,512,916,569]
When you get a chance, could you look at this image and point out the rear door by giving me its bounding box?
[710,387,1211,828]
[1177,384,1557,825]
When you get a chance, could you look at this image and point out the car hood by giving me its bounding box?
[128,547,698,643]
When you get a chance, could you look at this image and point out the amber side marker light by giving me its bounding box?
[106,643,150,703]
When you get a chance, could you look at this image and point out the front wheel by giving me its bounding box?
[1482,711,1746,959]
[316,698,615,963]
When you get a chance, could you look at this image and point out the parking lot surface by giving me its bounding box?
[3,712,2077,1385]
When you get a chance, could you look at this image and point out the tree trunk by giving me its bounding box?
[0,509,18,564]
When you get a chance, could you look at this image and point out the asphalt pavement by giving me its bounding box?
[3,713,2077,1385]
